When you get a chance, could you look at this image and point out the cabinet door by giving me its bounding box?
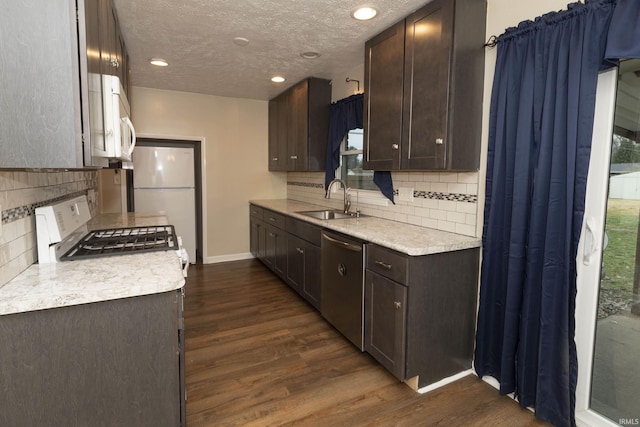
[401,0,453,170]
[288,80,309,171]
[264,224,286,278]
[250,219,265,260]
[268,97,287,171]
[83,0,108,161]
[363,20,405,170]
[286,234,304,292]
[301,243,320,310]
[364,270,407,380]
[99,0,115,76]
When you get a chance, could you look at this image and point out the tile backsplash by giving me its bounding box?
[287,171,479,237]
[0,170,98,286]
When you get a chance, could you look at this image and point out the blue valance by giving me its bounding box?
[605,0,640,60]
[324,93,394,203]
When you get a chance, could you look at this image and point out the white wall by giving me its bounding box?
[130,87,286,262]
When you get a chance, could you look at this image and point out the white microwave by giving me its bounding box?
[103,75,136,162]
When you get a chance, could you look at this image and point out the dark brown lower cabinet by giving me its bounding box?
[286,232,321,309]
[0,290,185,427]
[364,270,407,380]
[365,244,480,388]
[264,223,287,279]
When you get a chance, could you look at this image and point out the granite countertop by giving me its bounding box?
[0,212,184,317]
[250,199,481,256]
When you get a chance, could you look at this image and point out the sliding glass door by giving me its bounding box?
[576,60,640,426]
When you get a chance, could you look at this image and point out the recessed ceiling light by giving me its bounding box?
[301,51,320,59]
[271,76,286,83]
[149,58,169,67]
[233,37,250,47]
[351,6,378,21]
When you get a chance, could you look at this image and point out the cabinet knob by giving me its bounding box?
[290,155,298,160]
[296,247,304,254]
[268,232,275,237]
[394,301,402,310]
[391,144,399,150]
[435,138,444,145]
[272,157,278,161]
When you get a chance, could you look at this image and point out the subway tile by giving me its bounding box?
[446,211,467,224]
[455,223,477,237]
[407,215,422,226]
[437,200,457,212]
[466,184,479,196]
[438,220,457,233]
[422,173,440,182]
[457,172,479,184]
[430,209,448,221]
[414,207,430,218]
[414,181,430,192]
[457,201,477,215]
[429,182,447,193]
[466,213,477,225]
[421,217,439,229]
[448,183,468,194]
[439,172,458,183]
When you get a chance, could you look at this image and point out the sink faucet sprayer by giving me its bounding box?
[326,178,358,216]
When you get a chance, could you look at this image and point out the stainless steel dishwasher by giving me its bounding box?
[321,230,365,350]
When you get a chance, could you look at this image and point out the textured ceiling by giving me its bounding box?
[112,0,431,100]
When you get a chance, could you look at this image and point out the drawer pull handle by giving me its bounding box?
[290,155,298,160]
[375,260,392,270]
[296,248,304,254]
[268,233,275,237]
[394,301,402,310]
[268,217,277,222]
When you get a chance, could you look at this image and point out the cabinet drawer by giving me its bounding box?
[250,205,264,220]
[263,209,286,229]
[285,217,322,246]
[366,244,409,285]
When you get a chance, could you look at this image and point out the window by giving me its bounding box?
[340,129,377,191]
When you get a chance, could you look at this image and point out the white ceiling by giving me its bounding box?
[112,0,430,101]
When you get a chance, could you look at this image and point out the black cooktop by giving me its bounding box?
[60,225,178,261]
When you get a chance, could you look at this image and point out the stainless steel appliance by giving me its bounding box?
[321,230,365,350]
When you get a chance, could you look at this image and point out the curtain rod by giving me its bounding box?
[484,35,498,48]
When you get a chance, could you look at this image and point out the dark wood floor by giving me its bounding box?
[184,259,549,426]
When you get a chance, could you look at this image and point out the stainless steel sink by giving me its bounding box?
[298,209,361,220]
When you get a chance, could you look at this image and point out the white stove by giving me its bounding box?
[35,195,189,276]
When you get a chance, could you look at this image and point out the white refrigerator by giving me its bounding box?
[133,146,196,262]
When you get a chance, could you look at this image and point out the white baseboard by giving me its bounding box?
[415,369,475,394]
[204,252,254,264]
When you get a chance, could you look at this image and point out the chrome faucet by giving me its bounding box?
[326,178,351,213]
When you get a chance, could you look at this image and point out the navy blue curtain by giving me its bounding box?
[474,1,616,426]
[324,93,394,203]
[605,0,640,59]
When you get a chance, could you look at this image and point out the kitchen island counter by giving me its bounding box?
[0,212,184,316]
[249,199,481,256]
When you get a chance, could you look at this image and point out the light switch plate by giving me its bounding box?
[398,187,414,202]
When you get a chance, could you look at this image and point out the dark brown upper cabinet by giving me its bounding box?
[364,0,486,171]
[268,78,331,172]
